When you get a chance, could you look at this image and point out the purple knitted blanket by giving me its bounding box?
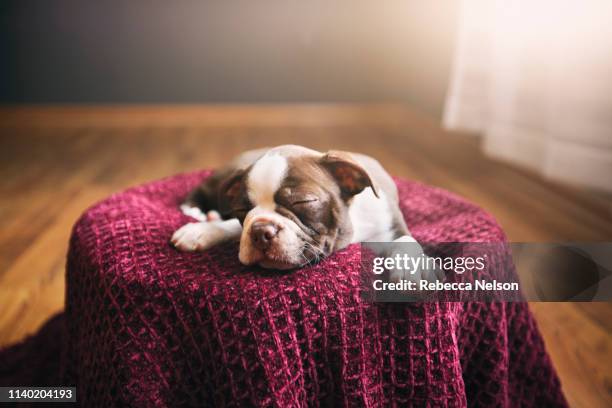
[1,171,567,407]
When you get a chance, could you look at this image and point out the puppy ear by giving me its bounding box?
[320,151,378,198]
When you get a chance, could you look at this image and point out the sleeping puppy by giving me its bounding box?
[171,145,423,277]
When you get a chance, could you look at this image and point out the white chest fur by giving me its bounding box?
[348,188,395,243]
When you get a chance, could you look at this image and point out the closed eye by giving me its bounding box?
[291,198,318,205]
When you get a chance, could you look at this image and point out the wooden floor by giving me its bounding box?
[0,105,611,407]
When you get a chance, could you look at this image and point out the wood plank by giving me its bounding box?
[530,302,612,408]
[0,104,417,128]
[0,188,110,345]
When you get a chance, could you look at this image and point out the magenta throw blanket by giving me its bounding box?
[3,171,567,407]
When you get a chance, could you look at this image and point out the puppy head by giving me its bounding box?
[219,147,377,270]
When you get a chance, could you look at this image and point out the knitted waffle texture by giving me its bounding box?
[64,171,567,407]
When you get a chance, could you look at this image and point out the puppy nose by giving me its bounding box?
[250,221,279,250]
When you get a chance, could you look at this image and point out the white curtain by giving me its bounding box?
[444,0,612,192]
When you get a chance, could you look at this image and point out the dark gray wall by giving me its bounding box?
[1,1,459,116]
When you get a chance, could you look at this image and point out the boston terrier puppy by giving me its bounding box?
[171,145,421,276]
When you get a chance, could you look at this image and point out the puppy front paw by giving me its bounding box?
[388,259,424,286]
[180,205,223,223]
[171,222,210,252]
[386,237,441,286]
[171,220,236,252]
[180,205,208,222]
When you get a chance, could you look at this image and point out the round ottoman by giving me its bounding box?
[64,171,567,407]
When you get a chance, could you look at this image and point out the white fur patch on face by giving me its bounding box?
[239,155,308,268]
[246,153,288,209]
